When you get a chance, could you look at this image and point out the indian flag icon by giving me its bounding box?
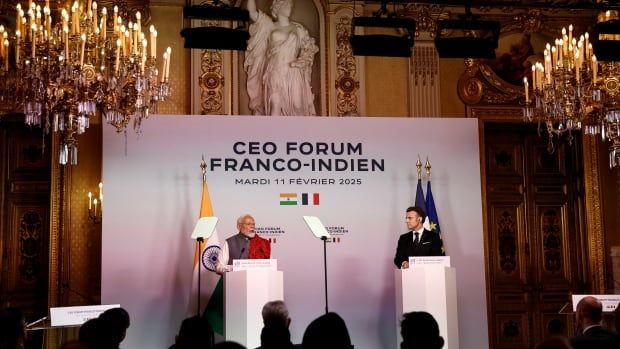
[280,193,298,205]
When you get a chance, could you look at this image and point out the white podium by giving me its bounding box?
[224,269,284,348]
[395,266,459,349]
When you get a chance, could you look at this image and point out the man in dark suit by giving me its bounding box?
[394,206,443,269]
[570,296,620,349]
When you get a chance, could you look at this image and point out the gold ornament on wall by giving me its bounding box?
[335,15,359,117]
[199,49,224,115]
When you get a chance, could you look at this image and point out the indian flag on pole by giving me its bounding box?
[188,164,224,335]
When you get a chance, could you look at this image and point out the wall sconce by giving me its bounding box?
[87,182,103,224]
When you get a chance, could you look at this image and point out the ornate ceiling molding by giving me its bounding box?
[458,11,594,107]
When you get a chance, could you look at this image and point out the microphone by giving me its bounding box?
[26,315,49,329]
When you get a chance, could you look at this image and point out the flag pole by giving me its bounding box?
[198,158,208,316]
[196,157,208,316]
[322,236,329,314]
[416,156,422,180]
[425,157,432,180]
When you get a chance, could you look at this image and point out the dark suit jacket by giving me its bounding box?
[570,325,620,349]
[394,229,443,268]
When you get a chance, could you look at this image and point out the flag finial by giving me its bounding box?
[200,156,207,183]
[416,156,422,180]
[425,158,432,180]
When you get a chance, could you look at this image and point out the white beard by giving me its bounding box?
[243,231,256,239]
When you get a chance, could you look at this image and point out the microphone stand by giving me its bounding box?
[302,215,331,315]
[196,237,204,316]
[321,236,329,314]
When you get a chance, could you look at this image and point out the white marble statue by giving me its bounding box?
[244,0,319,116]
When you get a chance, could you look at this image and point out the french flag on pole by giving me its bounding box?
[301,193,320,205]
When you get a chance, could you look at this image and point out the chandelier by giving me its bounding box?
[0,0,172,165]
[523,12,620,168]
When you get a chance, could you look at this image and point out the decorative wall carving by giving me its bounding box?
[410,43,441,116]
[199,50,225,115]
[542,208,562,274]
[496,314,529,347]
[502,319,519,338]
[582,136,607,292]
[412,45,438,87]
[497,210,517,274]
[399,4,447,37]
[459,61,524,106]
[193,17,227,115]
[458,11,592,108]
[495,150,512,169]
[19,211,43,283]
[335,15,359,116]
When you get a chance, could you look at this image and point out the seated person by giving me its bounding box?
[169,316,214,349]
[570,296,619,349]
[257,301,298,349]
[98,307,131,349]
[302,312,353,349]
[400,311,444,349]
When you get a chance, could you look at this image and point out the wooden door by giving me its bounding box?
[484,123,586,348]
[0,115,51,345]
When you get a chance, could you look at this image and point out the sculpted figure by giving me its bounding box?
[245,0,318,116]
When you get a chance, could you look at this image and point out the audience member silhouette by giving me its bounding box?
[302,312,353,349]
[257,301,297,349]
[169,316,214,349]
[570,296,619,349]
[212,342,246,349]
[535,336,573,349]
[78,317,105,349]
[547,319,566,336]
[262,301,290,328]
[98,307,131,349]
[259,325,293,349]
[0,307,27,349]
[400,311,444,349]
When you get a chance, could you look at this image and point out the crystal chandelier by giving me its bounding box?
[0,0,172,165]
[523,12,620,168]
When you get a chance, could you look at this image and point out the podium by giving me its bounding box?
[224,269,283,348]
[395,266,459,349]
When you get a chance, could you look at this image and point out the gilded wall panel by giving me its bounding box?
[334,14,359,116]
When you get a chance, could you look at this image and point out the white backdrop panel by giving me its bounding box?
[102,116,488,349]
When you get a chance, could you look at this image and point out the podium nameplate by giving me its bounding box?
[232,259,277,272]
[409,256,450,267]
[50,304,120,327]
[572,294,620,312]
